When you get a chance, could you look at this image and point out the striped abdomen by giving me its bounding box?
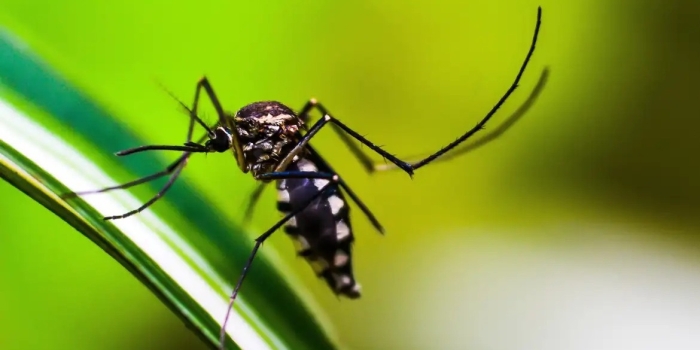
[276,157,361,298]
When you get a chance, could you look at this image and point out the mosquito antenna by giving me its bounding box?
[155,79,216,138]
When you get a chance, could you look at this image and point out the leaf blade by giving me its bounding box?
[0,26,339,350]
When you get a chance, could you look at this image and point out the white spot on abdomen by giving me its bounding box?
[277,189,290,203]
[296,158,318,172]
[285,216,297,227]
[332,273,352,290]
[336,220,350,241]
[334,250,349,267]
[327,195,344,215]
[295,158,329,189]
[314,178,329,190]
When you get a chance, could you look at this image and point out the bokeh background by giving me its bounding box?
[1,0,699,349]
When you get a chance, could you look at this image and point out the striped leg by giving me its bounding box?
[298,66,550,173]
[293,7,542,174]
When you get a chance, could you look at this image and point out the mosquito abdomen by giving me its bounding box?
[276,157,361,298]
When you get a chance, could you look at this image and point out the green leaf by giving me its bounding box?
[0,26,339,350]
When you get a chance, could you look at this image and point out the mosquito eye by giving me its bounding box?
[208,127,232,152]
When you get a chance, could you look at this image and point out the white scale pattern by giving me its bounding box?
[275,156,358,294]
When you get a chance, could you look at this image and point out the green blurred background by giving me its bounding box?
[1,0,699,349]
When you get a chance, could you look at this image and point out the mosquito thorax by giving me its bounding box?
[233,101,304,176]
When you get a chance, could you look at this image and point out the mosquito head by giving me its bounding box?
[233,101,304,175]
[204,126,234,153]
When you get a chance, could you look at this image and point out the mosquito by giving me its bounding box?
[62,7,542,350]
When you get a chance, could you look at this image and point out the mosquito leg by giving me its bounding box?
[295,7,543,175]
[240,183,268,227]
[248,128,383,232]
[64,83,216,216]
[373,66,550,172]
[101,159,188,220]
[297,100,378,173]
[409,7,542,170]
[62,112,207,198]
[97,133,212,219]
[81,78,235,217]
[61,153,190,198]
[241,149,385,234]
[255,171,336,181]
[336,178,382,233]
[275,113,414,176]
[114,143,209,156]
[190,77,247,170]
[156,81,213,139]
[219,173,339,350]
[306,145,384,233]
